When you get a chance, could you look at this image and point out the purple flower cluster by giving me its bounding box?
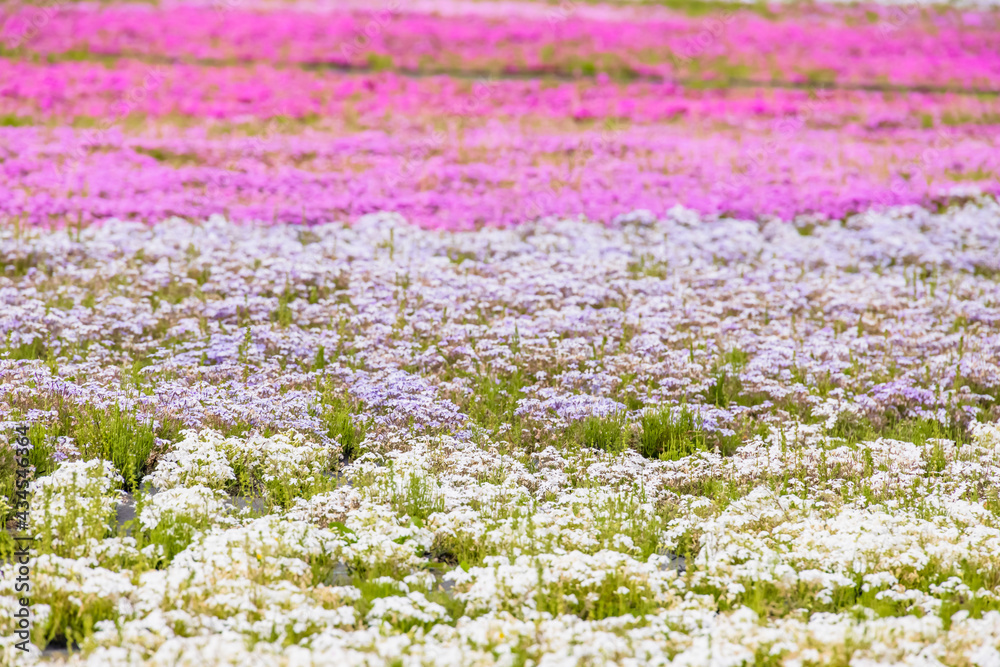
[2,202,998,458]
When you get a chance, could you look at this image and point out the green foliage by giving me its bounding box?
[126,488,219,565]
[313,345,327,371]
[467,370,527,426]
[0,250,43,278]
[829,413,970,448]
[452,369,531,450]
[0,448,17,533]
[709,557,1000,627]
[638,405,706,460]
[37,592,116,653]
[706,366,744,408]
[0,114,34,127]
[582,411,630,454]
[388,472,444,526]
[315,385,368,462]
[22,424,60,479]
[581,403,763,460]
[31,462,119,560]
[75,404,158,489]
[271,286,296,327]
[366,53,395,71]
[536,575,658,620]
[589,487,665,559]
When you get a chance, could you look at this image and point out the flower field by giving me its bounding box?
[1,0,1000,665]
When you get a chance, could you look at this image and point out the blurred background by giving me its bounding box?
[1,0,998,230]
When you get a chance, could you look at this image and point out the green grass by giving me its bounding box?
[580,404,764,460]
[74,404,159,489]
[318,394,369,463]
[0,114,34,127]
[710,557,1000,626]
[456,369,530,444]
[638,405,707,460]
[828,413,970,448]
[582,411,631,454]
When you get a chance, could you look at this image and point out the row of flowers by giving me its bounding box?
[3,420,1000,663]
[5,59,999,125]
[1,203,998,463]
[2,3,999,88]
[1,120,996,227]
